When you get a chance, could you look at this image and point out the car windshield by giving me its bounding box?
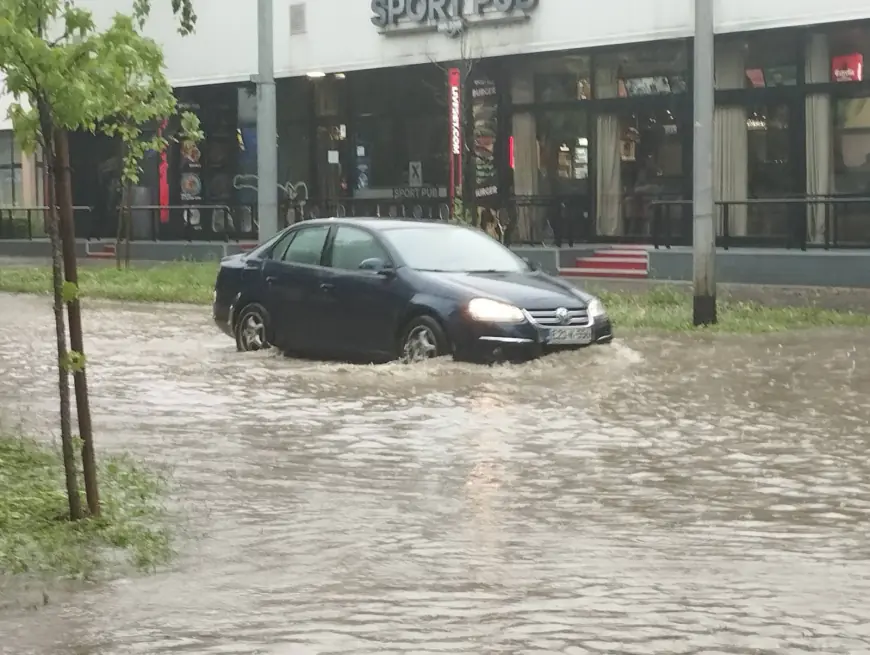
[383,225,528,273]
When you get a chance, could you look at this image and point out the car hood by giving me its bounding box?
[415,270,589,309]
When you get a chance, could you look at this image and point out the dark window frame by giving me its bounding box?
[0,131,24,206]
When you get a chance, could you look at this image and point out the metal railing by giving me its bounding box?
[651,196,870,250]
[6,195,870,250]
[113,204,239,242]
[0,206,93,240]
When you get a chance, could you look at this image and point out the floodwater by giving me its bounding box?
[1,291,870,654]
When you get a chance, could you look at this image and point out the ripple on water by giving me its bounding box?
[1,292,870,654]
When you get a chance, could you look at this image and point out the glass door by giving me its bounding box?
[746,102,803,240]
[536,108,590,244]
[618,105,688,239]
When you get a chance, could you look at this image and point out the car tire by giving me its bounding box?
[235,303,272,352]
[399,315,448,363]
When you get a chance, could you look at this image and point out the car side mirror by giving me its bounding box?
[523,257,541,272]
[359,257,393,276]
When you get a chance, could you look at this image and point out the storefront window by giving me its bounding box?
[353,114,447,191]
[827,24,869,84]
[716,32,800,90]
[406,114,448,188]
[534,55,591,102]
[616,108,685,237]
[595,42,688,99]
[0,130,23,206]
[536,109,589,193]
[315,123,348,201]
[352,66,445,118]
[312,75,345,118]
[592,41,689,237]
[746,104,797,237]
[834,97,870,241]
[277,122,311,222]
[834,98,870,190]
[354,117,400,189]
[276,77,311,122]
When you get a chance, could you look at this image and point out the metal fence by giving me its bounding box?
[4,194,870,249]
[651,196,870,250]
[0,206,93,240]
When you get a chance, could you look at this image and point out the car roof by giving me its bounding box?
[296,217,458,232]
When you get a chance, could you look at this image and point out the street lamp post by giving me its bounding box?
[256,0,279,243]
[692,0,716,325]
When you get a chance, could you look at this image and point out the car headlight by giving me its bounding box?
[587,297,606,318]
[467,298,525,323]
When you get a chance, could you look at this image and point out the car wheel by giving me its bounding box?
[235,303,272,352]
[400,315,448,363]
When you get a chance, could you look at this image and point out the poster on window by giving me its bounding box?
[472,76,498,199]
[832,53,863,82]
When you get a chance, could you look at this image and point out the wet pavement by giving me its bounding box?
[1,291,870,654]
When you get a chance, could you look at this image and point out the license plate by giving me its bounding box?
[548,326,593,345]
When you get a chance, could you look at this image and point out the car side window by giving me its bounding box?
[280,226,330,266]
[330,226,390,271]
[266,230,296,260]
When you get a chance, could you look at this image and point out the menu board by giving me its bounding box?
[177,101,203,229]
[472,76,498,199]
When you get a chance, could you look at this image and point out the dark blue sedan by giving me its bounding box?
[212,218,613,363]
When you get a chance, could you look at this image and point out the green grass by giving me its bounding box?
[1,261,868,332]
[0,434,173,579]
[0,261,216,304]
[598,285,870,332]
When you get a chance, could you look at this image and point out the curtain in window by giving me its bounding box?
[594,66,621,236]
[714,41,748,236]
[805,32,832,244]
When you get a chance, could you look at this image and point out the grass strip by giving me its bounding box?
[2,262,869,332]
[0,434,172,579]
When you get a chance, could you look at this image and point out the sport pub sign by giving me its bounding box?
[371,0,539,30]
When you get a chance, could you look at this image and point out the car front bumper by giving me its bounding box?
[451,315,613,362]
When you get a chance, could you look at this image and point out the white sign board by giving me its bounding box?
[409,161,422,187]
[327,149,339,164]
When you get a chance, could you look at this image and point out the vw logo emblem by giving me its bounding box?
[555,307,570,324]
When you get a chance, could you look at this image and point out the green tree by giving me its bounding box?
[0,0,200,520]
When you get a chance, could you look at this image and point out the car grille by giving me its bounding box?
[526,307,589,326]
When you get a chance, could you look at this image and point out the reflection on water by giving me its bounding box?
[1,292,870,654]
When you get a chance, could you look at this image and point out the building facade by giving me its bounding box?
[0,78,41,217]
[65,0,870,245]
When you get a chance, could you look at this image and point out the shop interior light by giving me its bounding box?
[307,71,326,78]
[334,72,346,79]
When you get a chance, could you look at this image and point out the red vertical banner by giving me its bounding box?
[447,67,462,219]
[158,119,169,223]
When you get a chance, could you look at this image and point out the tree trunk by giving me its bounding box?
[54,128,100,518]
[115,140,132,270]
[116,184,132,270]
[42,126,82,521]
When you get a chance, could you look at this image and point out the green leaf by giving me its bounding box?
[61,280,79,303]
[61,350,87,373]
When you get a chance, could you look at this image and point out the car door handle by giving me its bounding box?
[265,275,277,284]
[319,282,335,292]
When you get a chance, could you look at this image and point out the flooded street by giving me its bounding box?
[2,291,870,654]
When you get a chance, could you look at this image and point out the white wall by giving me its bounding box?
[0,76,14,130]
[77,0,870,86]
